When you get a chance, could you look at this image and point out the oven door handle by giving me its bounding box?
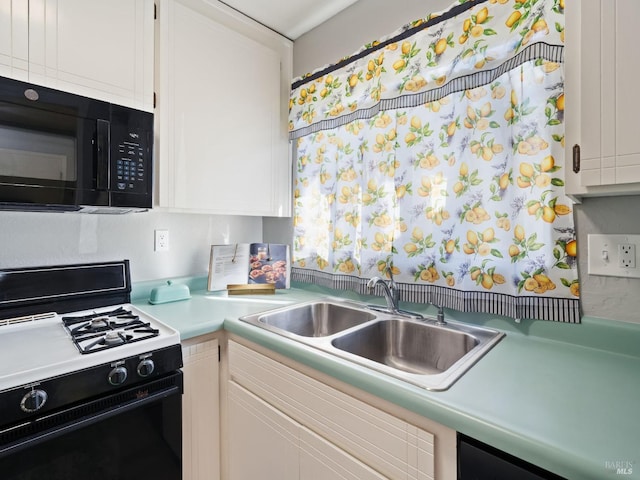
[0,383,181,459]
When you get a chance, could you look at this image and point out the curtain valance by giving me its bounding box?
[289,0,564,140]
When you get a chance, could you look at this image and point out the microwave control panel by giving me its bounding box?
[109,106,153,195]
[114,138,147,192]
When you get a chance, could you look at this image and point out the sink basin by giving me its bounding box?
[256,301,375,337]
[239,298,504,390]
[331,319,478,375]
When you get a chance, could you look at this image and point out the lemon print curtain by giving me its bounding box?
[289,0,579,322]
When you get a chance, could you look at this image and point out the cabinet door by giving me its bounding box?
[228,340,450,480]
[228,381,299,480]
[228,380,386,480]
[613,0,640,183]
[565,0,640,197]
[156,0,292,216]
[0,0,29,80]
[299,427,387,480]
[28,0,154,110]
[182,338,220,480]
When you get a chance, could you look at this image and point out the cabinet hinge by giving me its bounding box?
[154,3,157,20]
[572,144,581,173]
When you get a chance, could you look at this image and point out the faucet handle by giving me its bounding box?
[384,265,396,284]
[385,264,393,277]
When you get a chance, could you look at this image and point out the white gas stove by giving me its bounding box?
[0,261,184,480]
[0,303,180,393]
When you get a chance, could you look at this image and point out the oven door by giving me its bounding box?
[0,372,182,480]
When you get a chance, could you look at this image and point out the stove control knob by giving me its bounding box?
[108,366,128,386]
[21,389,48,413]
[137,359,155,377]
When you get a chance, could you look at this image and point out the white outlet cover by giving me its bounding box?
[618,244,636,268]
[154,229,169,252]
[588,234,640,278]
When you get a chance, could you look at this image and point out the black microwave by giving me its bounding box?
[0,76,153,213]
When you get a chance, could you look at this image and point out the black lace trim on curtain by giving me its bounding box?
[292,0,490,90]
[289,42,564,140]
[292,267,580,323]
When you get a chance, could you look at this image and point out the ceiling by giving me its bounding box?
[220,0,359,40]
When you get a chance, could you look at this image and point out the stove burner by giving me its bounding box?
[68,317,145,336]
[62,307,160,354]
[83,330,131,351]
[90,317,110,329]
[104,330,126,345]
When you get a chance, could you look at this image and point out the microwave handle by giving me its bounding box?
[96,119,110,190]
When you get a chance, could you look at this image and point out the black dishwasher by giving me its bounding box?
[457,434,566,480]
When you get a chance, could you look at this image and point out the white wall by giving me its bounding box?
[293,0,452,78]
[574,197,640,323]
[1,210,262,281]
[264,0,640,324]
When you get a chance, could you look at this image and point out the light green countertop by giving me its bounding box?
[132,279,640,480]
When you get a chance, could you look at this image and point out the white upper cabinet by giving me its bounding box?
[155,0,293,216]
[565,0,640,198]
[0,0,29,81]
[0,0,154,110]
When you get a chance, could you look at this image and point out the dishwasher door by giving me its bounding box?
[457,434,566,480]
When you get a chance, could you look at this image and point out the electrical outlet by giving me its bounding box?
[618,244,636,268]
[588,234,640,278]
[154,229,169,252]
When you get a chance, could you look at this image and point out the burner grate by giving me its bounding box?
[62,307,160,354]
[61,307,130,326]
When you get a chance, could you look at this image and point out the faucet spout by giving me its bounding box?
[366,270,423,319]
[366,276,398,312]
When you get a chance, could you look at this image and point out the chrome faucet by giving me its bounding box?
[366,268,449,323]
[366,269,423,319]
[366,275,400,312]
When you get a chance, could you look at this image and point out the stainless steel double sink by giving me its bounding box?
[239,299,504,391]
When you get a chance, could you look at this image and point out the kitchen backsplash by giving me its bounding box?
[0,210,262,282]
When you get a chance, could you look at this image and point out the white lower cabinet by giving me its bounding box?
[225,339,456,480]
[228,381,386,480]
[298,424,388,480]
[228,381,304,480]
[182,336,220,480]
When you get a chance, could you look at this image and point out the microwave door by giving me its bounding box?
[0,110,78,209]
[0,101,106,210]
